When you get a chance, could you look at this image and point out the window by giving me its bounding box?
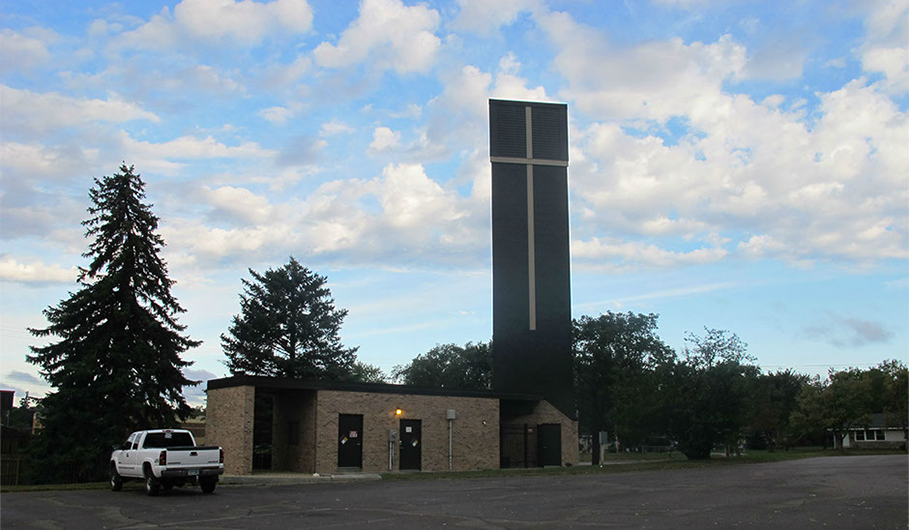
[875,430,885,441]
[855,430,865,441]
[143,431,194,448]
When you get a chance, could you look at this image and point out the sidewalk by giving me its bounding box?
[220,472,382,486]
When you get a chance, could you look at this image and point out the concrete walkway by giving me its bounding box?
[220,472,382,486]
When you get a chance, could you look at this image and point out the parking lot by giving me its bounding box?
[2,455,906,528]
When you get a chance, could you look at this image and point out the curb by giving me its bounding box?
[219,473,382,486]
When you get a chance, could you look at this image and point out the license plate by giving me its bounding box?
[188,469,199,476]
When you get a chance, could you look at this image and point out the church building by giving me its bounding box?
[205,99,578,475]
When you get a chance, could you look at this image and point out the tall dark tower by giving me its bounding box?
[489,99,574,419]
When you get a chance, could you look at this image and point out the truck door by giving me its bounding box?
[117,433,141,475]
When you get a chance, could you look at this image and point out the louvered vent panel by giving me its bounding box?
[489,102,527,158]
[531,105,568,161]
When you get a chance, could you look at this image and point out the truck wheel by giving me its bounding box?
[110,466,123,492]
[144,472,160,496]
[200,477,217,494]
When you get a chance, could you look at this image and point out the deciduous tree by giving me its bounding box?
[657,329,756,459]
[573,312,674,461]
[791,369,872,450]
[392,342,492,390]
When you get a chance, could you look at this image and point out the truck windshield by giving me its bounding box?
[142,432,195,448]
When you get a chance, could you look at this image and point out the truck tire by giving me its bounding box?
[110,466,123,492]
[200,477,217,494]
[144,470,160,496]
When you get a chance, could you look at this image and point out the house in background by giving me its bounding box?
[838,413,908,450]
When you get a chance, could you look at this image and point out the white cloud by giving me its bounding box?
[313,0,441,73]
[119,0,313,50]
[419,55,550,163]
[320,119,356,136]
[523,9,907,268]
[0,28,54,73]
[0,85,159,137]
[0,141,98,180]
[119,133,274,175]
[158,162,483,269]
[859,0,908,93]
[538,10,745,121]
[743,39,807,80]
[449,0,539,35]
[572,237,728,270]
[259,105,296,124]
[368,127,401,153]
[204,186,274,225]
[162,219,298,265]
[0,257,77,285]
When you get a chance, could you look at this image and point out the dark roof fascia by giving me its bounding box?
[206,375,542,402]
[844,412,906,430]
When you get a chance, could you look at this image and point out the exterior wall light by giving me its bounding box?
[395,408,403,416]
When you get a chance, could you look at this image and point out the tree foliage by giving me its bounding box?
[27,164,199,483]
[878,360,908,437]
[573,312,674,458]
[392,342,492,390]
[222,257,358,380]
[791,369,869,449]
[349,361,389,383]
[745,369,808,451]
[657,329,758,459]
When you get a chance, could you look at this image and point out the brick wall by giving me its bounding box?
[206,385,255,475]
[314,390,500,474]
[505,400,578,467]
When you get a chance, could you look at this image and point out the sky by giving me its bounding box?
[1,0,907,407]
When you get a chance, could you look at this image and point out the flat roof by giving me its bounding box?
[207,375,543,402]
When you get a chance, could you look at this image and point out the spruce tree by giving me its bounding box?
[222,257,357,379]
[27,164,199,483]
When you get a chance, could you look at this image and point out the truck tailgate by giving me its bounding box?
[164,446,221,467]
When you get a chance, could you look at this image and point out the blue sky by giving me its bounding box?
[1,0,906,406]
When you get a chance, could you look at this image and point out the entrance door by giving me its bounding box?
[399,419,422,471]
[338,414,363,469]
[538,423,561,467]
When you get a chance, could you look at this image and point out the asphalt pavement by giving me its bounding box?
[2,454,906,529]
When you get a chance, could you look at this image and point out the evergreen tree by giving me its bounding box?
[27,164,199,483]
[222,257,357,379]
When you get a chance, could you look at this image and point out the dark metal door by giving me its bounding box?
[399,419,422,470]
[538,423,561,467]
[338,414,363,469]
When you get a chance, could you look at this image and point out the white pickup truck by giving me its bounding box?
[110,429,224,495]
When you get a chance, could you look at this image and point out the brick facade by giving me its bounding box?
[505,400,579,467]
[313,390,500,473]
[206,385,255,475]
[206,377,578,475]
